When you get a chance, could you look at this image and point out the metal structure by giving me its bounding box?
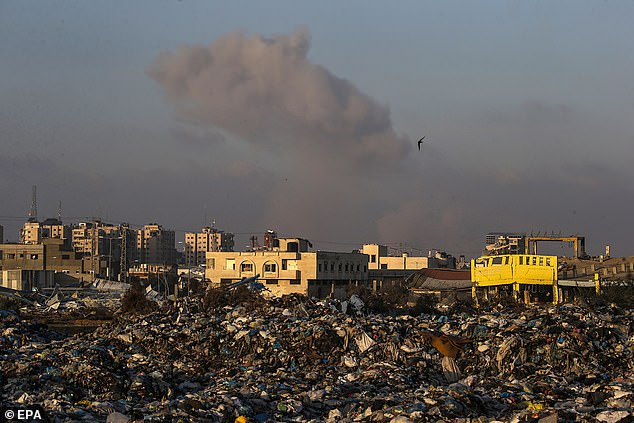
[471,254,559,303]
[28,185,38,222]
[525,235,586,258]
[120,223,128,282]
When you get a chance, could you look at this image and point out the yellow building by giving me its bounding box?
[206,238,369,299]
[471,254,559,302]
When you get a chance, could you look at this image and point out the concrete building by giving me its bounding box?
[361,244,456,270]
[1,269,54,291]
[0,238,94,285]
[137,224,177,265]
[361,244,457,291]
[20,221,42,244]
[20,218,72,247]
[184,226,234,266]
[206,238,369,299]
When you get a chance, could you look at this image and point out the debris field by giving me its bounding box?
[1,293,633,422]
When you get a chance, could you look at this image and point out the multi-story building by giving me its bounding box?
[20,219,72,247]
[361,244,457,290]
[184,226,234,266]
[136,224,177,265]
[485,232,526,255]
[0,238,95,286]
[362,244,455,270]
[71,220,139,280]
[206,238,369,299]
[20,221,41,244]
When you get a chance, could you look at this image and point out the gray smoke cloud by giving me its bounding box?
[144,28,634,256]
[147,27,411,168]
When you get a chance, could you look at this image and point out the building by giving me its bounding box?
[484,232,527,255]
[136,224,177,265]
[0,238,94,285]
[0,224,4,243]
[206,238,369,299]
[20,218,72,247]
[20,221,42,244]
[1,269,54,291]
[184,226,234,266]
[362,244,456,270]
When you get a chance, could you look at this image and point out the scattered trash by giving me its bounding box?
[1,293,633,421]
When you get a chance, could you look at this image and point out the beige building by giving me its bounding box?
[20,219,72,247]
[0,238,94,285]
[206,238,369,299]
[362,244,456,270]
[20,221,42,244]
[137,224,177,265]
[184,226,234,266]
[1,269,54,291]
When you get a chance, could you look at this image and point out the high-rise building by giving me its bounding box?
[137,224,177,265]
[184,226,234,266]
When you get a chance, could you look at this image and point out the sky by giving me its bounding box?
[1,1,633,258]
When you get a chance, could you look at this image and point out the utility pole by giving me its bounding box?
[120,223,128,282]
[91,222,96,281]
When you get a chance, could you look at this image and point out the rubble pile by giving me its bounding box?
[1,296,633,422]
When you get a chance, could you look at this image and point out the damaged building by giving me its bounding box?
[206,238,369,299]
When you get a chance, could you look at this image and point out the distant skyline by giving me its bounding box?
[1,1,633,257]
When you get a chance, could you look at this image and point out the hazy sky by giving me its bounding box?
[1,1,633,257]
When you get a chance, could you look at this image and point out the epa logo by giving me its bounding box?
[4,408,44,420]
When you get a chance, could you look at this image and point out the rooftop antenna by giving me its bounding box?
[58,200,62,222]
[28,185,38,222]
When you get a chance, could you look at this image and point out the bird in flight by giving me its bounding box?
[417,136,426,151]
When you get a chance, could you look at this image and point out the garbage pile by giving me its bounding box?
[1,294,633,422]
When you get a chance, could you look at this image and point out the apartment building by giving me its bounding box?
[0,238,94,285]
[206,238,369,299]
[184,226,234,266]
[137,224,177,265]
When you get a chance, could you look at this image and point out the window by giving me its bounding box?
[6,253,15,259]
[62,254,70,259]
[546,258,551,266]
[519,256,524,265]
[345,264,349,272]
[371,254,376,263]
[264,263,277,273]
[504,257,509,265]
[338,264,342,272]
[539,257,544,266]
[380,264,388,269]
[226,258,235,270]
[532,257,537,266]
[318,263,322,272]
[491,257,503,265]
[282,259,288,270]
[330,263,334,272]
[240,262,253,272]
[357,264,360,271]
